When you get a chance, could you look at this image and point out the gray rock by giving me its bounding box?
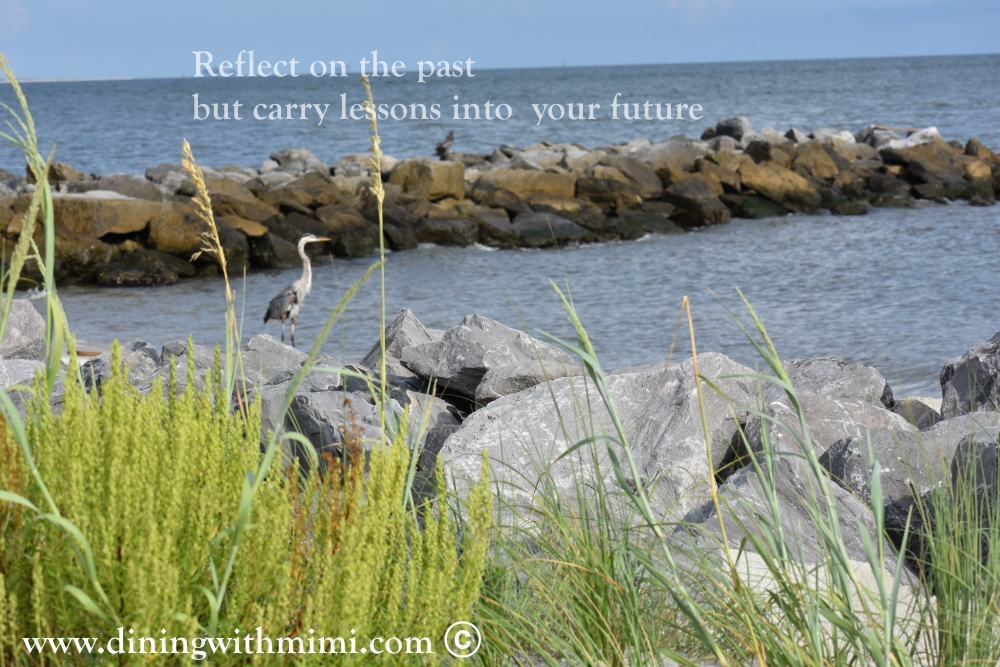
[893,397,941,430]
[362,309,444,386]
[144,163,188,193]
[269,148,327,175]
[630,139,704,172]
[242,334,308,383]
[680,464,887,568]
[742,358,913,500]
[715,116,754,141]
[401,314,574,400]
[0,299,46,360]
[940,332,1000,418]
[96,173,166,201]
[474,358,583,405]
[821,411,1000,533]
[782,357,894,409]
[3,358,46,386]
[509,212,587,247]
[707,135,739,153]
[81,339,160,390]
[661,178,730,228]
[785,127,810,143]
[442,353,757,521]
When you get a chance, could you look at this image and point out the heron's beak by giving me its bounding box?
[311,237,331,243]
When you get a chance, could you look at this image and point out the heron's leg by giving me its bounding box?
[290,317,296,347]
[280,316,286,343]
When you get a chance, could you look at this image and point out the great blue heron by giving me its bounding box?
[263,233,330,346]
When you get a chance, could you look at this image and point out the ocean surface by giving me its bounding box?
[3,55,1000,398]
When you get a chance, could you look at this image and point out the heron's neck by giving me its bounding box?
[299,244,312,295]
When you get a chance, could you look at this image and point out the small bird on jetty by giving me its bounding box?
[435,131,454,160]
[263,234,330,346]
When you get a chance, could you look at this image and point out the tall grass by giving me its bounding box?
[471,288,1000,667]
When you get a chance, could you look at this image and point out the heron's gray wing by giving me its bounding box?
[264,288,296,323]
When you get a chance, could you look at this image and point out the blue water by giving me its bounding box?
[3,55,1000,399]
[2,55,998,174]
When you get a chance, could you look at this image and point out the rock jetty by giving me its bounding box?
[3,300,999,566]
[1,119,998,287]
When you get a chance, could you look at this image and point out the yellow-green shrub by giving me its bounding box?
[0,341,491,665]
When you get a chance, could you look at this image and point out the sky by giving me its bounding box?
[0,0,998,79]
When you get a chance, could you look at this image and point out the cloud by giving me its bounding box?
[0,0,29,38]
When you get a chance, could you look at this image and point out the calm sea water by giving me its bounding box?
[3,55,1000,398]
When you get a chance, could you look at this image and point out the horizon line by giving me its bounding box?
[2,51,998,84]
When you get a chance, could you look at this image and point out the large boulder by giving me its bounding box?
[82,339,160,390]
[242,334,308,383]
[442,353,756,521]
[737,161,822,212]
[477,168,576,200]
[822,411,1000,535]
[96,173,166,201]
[254,171,343,210]
[509,212,587,247]
[248,232,301,269]
[743,358,913,497]
[575,177,643,214]
[715,116,754,141]
[792,140,840,179]
[597,155,662,199]
[661,178,730,227]
[40,227,115,283]
[95,250,188,287]
[0,299,46,360]
[362,309,444,388]
[388,159,465,201]
[631,139,704,172]
[49,192,164,238]
[680,462,887,567]
[268,148,328,175]
[528,194,606,229]
[940,332,1000,418]
[880,139,971,199]
[178,175,259,203]
[400,314,574,401]
[414,218,479,247]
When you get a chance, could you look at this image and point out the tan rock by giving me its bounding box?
[217,215,268,238]
[210,194,278,223]
[964,159,992,181]
[256,171,342,209]
[314,205,372,235]
[827,138,857,164]
[706,151,753,173]
[27,162,85,184]
[389,158,465,201]
[695,158,740,192]
[590,165,630,184]
[965,138,998,165]
[654,164,690,186]
[50,194,165,237]
[738,161,822,212]
[690,172,724,196]
[181,175,258,203]
[792,140,840,179]
[477,168,576,199]
[148,211,205,257]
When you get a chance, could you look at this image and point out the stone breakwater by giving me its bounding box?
[3,301,1000,567]
[0,117,998,287]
